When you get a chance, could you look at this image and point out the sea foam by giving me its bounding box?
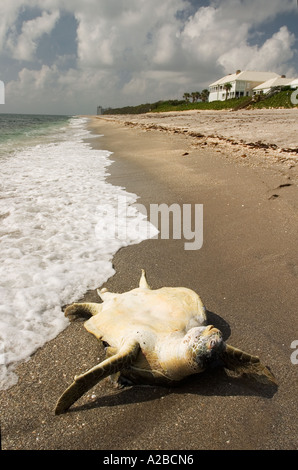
[0,117,157,390]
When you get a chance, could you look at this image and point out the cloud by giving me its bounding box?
[5,62,120,115]
[1,0,298,113]
[152,23,180,66]
[180,2,297,74]
[210,0,296,24]
[218,26,296,75]
[8,10,60,61]
[74,0,186,69]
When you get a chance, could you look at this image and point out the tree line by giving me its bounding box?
[183,89,210,103]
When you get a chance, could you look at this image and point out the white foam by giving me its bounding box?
[0,117,157,390]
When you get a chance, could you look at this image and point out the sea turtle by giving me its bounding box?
[55,270,276,414]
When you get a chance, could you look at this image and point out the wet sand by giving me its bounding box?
[1,110,298,450]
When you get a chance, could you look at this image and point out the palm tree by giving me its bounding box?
[191,91,201,103]
[183,92,191,103]
[224,82,232,100]
[200,89,210,102]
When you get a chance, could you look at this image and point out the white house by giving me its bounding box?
[253,76,295,94]
[208,70,280,102]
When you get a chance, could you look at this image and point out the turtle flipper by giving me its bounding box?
[221,344,277,385]
[55,341,140,414]
[139,269,151,289]
[64,302,101,320]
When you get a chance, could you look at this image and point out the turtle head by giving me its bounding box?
[184,325,225,373]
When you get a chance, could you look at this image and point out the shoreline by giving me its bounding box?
[0,112,298,449]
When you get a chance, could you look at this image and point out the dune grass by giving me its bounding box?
[103,89,297,115]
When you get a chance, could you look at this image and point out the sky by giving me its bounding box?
[0,0,298,115]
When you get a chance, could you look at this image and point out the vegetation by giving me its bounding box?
[183,90,209,103]
[223,82,232,100]
[151,96,251,112]
[103,88,297,115]
[102,102,162,114]
[249,89,297,109]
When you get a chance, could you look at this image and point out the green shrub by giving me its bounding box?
[103,89,297,115]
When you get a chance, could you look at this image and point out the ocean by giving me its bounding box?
[0,114,157,390]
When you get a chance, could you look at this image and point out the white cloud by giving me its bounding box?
[0,1,23,52]
[210,0,295,24]
[181,6,250,66]
[5,62,120,114]
[219,26,296,74]
[247,26,296,71]
[179,2,298,79]
[6,65,59,103]
[74,0,186,69]
[7,10,60,61]
[152,24,179,65]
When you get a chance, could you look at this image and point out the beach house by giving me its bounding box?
[253,76,296,95]
[208,70,280,102]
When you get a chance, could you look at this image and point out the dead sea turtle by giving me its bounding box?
[55,270,276,414]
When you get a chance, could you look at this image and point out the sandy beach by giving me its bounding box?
[1,109,298,451]
[98,108,298,160]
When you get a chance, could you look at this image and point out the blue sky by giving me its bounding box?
[0,0,297,115]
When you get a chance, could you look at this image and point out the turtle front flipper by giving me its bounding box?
[55,341,140,414]
[221,344,277,385]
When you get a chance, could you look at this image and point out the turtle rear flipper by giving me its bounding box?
[139,269,151,289]
[221,344,277,385]
[64,302,101,321]
[54,340,140,414]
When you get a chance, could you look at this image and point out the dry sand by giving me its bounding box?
[1,109,298,451]
[99,108,298,159]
